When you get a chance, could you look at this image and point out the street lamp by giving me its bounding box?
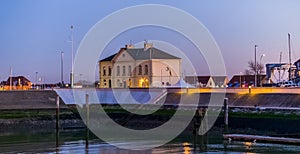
[254,45,258,87]
[160,66,171,86]
[35,72,38,89]
[160,67,166,86]
[260,54,266,87]
[239,72,242,87]
[61,51,64,88]
[194,72,197,87]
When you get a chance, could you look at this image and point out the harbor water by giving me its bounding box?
[0,128,300,153]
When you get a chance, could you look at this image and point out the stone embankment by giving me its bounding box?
[1,89,300,109]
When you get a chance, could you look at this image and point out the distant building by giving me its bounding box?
[99,42,182,88]
[294,59,300,79]
[1,76,32,90]
[228,74,267,87]
[185,76,228,87]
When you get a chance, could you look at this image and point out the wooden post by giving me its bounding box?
[56,95,60,149]
[85,94,89,148]
[224,98,228,133]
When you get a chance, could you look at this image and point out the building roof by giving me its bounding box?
[126,47,180,60]
[5,76,31,85]
[229,75,266,84]
[210,76,228,84]
[100,53,117,62]
[196,76,211,84]
[294,59,300,65]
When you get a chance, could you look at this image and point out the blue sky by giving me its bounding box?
[1,0,300,83]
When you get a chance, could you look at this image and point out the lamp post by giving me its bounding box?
[166,67,171,84]
[260,54,266,87]
[240,72,242,87]
[160,68,163,86]
[35,72,38,89]
[194,72,197,87]
[161,66,171,86]
[10,67,12,91]
[61,51,64,88]
[160,67,166,86]
[254,45,258,87]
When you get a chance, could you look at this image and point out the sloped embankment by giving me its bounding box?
[0,90,67,110]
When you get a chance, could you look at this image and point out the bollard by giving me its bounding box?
[85,94,89,148]
[224,98,228,133]
[56,95,60,149]
[248,86,252,94]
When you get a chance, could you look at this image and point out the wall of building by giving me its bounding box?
[151,59,181,87]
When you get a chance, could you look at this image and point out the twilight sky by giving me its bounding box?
[1,0,300,83]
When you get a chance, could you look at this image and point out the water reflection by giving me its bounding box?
[0,129,300,153]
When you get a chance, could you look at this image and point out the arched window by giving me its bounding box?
[138,65,142,75]
[128,65,132,76]
[103,79,106,86]
[117,66,120,76]
[108,66,112,76]
[122,66,126,76]
[144,65,148,75]
[103,66,106,76]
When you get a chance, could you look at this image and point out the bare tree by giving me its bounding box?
[245,61,265,75]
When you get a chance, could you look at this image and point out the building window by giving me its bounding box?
[108,66,111,76]
[138,65,142,75]
[128,65,132,76]
[103,66,106,76]
[144,65,148,75]
[117,66,120,76]
[122,66,126,76]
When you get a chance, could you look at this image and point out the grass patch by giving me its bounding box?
[0,110,77,119]
[227,111,300,120]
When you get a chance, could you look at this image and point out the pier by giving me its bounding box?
[223,134,300,144]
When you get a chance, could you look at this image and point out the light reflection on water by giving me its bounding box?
[0,129,300,154]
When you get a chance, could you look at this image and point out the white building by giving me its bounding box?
[99,43,181,88]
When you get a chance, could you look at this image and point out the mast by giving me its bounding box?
[61,51,64,87]
[288,33,291,80]
[279,52,282,83]
[70,25,74,88]
[254,45,258,87]
[10,66,12,91]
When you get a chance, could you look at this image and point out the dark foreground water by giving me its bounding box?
[0,128,299,154]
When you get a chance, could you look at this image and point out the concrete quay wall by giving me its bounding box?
[0,88,300,110]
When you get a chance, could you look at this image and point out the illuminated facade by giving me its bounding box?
[99,43,181,88]
[1,76,32,90]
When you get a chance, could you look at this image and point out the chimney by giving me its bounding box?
[125,44,134,49]
[144,40,153,50]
